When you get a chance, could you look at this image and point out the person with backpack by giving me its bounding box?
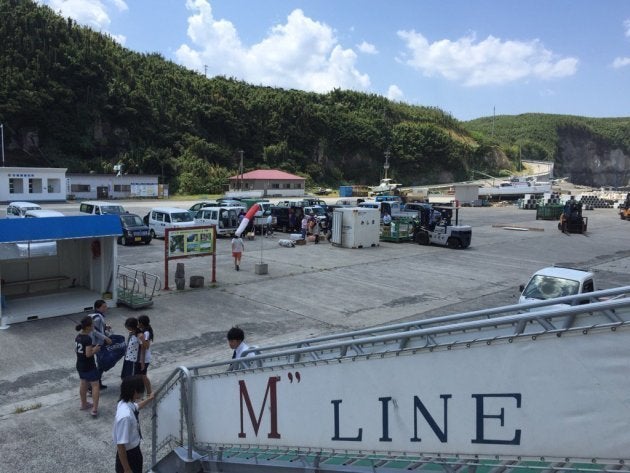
[91,299,112,390]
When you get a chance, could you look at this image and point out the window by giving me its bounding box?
[283,183,291,189]
[29,178,43,193]
[114,184,131,192]
[271,183,280,189]
[47,178,61,193]
[70,184,90,192]
[294,183,302,189]
[9,178,23,194]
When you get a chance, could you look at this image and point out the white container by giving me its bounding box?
[332,207,380,248]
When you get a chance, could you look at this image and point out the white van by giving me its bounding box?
[146,207,196,238]
[79,201,126,215]
[6,202,42,218]
[194,206,246,236]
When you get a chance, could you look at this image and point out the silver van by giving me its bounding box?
[6,202,42,218]
[79,201,126,215]
[145,207,196,238]
[194,206,245,236]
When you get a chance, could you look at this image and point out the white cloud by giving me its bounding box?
[111,0,128,12]
[176,0,370,92]
[387,84,404,101]
[397,30,578,86]
[46,0,111,29]
[612,57,630,69]
[625,19,630,38]
[357,41,378,55]
[40,0,126,43]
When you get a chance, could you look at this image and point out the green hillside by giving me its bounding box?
[464,113,630,165]
[0,0,508,193]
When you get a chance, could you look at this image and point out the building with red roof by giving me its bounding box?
[228,169,305,197]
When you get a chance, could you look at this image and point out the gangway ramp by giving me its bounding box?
[151,287,630,473]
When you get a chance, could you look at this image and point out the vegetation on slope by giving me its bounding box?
[0,0,506,193]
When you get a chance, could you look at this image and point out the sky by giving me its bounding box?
[37,0,630,121]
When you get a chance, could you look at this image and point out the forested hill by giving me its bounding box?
[2,1,628,192]
[465,114,630,187]
[0,0,509,193]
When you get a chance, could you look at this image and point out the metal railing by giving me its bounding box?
[116,265,160,308]
[151,287,630,472]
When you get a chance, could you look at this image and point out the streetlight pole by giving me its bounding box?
[1,123,5,167]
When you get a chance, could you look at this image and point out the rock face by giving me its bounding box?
[556,128,629,187]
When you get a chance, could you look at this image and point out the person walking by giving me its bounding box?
[311,215,321,244]
[231,235,244,271]
[137,315,153,396]
[112,375,154,473]
[300,214,309,240]
[91,299,112,390]
[75,316,101,418]
[121,318,143,380]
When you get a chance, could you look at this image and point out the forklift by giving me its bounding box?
[413,204,472,249]
[558,198,588,234]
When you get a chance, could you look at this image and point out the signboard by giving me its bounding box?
[163,225,216,289]
[167,228,214,257]
[187,328,630,461]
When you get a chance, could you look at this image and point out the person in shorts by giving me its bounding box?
[75,315,101,417]
[231,235,244,271]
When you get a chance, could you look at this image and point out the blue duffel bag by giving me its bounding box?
[97,334,126,372]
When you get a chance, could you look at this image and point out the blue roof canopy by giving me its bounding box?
[0,215,122,243]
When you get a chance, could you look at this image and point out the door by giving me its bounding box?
[97,186,109,199]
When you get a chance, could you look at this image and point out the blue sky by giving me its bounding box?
[38,0,630,121]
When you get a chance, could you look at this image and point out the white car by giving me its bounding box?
[519,267,595,305]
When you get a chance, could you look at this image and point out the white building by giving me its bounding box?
[0,166,67,203]
[67,173,160,200]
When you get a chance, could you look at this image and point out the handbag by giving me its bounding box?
[96,334,126,372]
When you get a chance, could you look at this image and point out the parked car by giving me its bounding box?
[144,207,196,238]
[119,213,152,245]
[519,267,595,306]
[270,206,302,233]
[79,201,126,215]
[194,205,246,236]
[24,209,64,218]
[6,202,42,218]
[189,201,220,213]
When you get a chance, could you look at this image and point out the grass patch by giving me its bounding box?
[14,403,42,414]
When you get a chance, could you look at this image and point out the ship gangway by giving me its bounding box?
[150,287,630,473]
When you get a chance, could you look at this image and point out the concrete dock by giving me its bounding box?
[1,201,629,472]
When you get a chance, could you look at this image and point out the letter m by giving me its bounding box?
[238,376,281,439]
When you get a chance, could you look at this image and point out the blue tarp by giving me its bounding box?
[0,215,122,243]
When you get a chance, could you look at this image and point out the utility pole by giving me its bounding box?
[238,149,244,191]
[204,64,208,77]
[383,149,390,180]
[0,123,4,167]
[491,106,495,138]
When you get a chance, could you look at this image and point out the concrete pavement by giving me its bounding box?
[1,203,629,472]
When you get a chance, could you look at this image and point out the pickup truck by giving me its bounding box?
[519,267,595,305]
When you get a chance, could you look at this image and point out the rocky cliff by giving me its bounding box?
[555,127,629,188]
